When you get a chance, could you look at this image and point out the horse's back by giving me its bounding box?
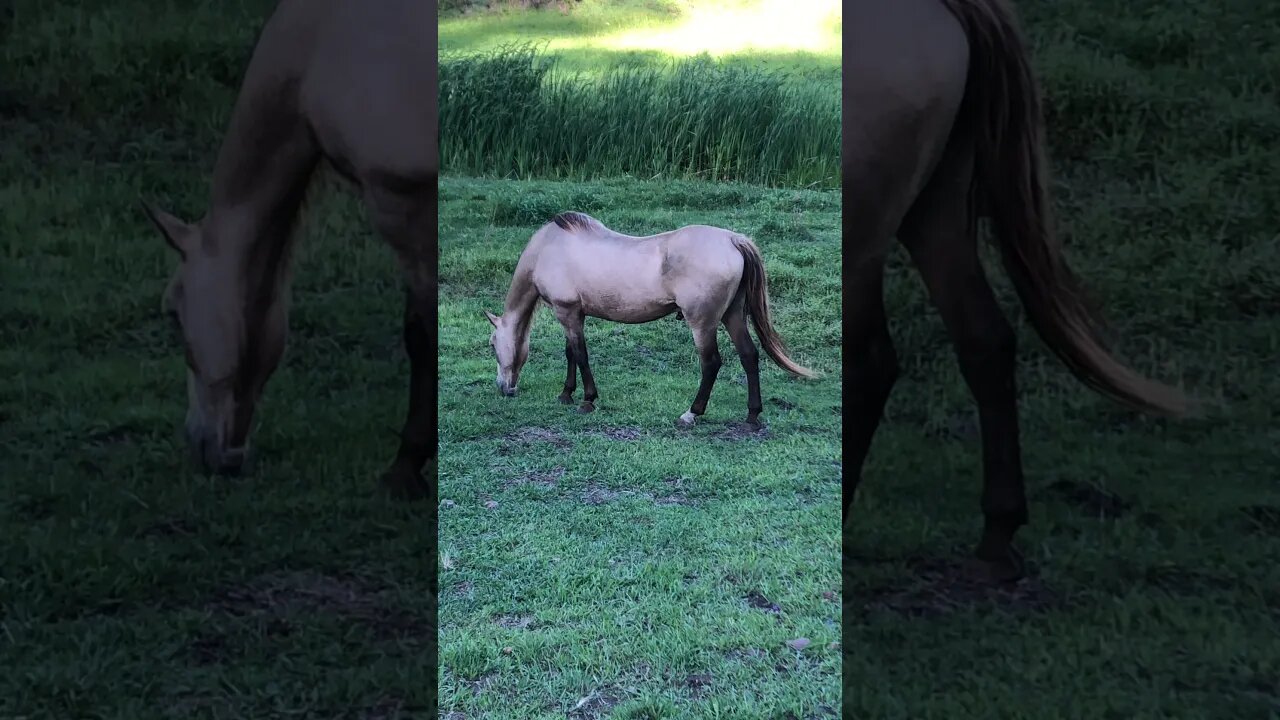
[277,0,434,184]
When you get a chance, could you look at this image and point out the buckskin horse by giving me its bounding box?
[142,0,436,501]
[484,211,816,427]
[845,0,1188,581]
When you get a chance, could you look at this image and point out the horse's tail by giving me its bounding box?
[731,235,817,379]
[940,0,1189,417]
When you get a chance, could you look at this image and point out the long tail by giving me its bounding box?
[731,235,818,379]
[939,0,1189,416]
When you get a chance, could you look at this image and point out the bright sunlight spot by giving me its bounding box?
[593,0,840,57]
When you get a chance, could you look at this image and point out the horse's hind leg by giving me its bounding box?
[554,304,598,414]
[722,296,762,426]
[898,140,1027,582]
[676,315,722,427]
[364,179,436,502]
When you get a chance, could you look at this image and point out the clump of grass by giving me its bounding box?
[440,45,838,188]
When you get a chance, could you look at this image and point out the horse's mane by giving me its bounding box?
[551,211,603,233]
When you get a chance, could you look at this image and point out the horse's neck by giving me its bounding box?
[205,82,317,261]
[502,267,540,333]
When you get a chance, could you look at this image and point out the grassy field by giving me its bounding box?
[437,176,841,717]
[439,3,841,716]
[3,0,1279,717]
[2,1,441,717]
[845,1,1280,717]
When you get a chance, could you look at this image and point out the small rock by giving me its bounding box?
[483,500,499,509]
[785,637,810,650]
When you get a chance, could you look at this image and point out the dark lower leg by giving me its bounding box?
[572,333,598,411]
[558,340,577,404]
[843,274,898,521]
[689,345,722,416]
[384,291,435,501]
[724,311,762,424]
[951,301,1026,571]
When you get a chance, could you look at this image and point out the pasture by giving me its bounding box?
[438,1,841,716]
[436,177,841,717]
[845,1,1280,717]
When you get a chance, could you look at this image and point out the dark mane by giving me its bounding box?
[551,211,600,233]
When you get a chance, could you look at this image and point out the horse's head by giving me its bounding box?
[144,202,288,475]
[485,310,528,397]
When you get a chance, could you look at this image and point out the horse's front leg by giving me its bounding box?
[554,305,597,414]
[676,319,722,427]
[558,338,577,404]
[365,181,435,503]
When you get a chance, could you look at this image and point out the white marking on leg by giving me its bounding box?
[679,411,697,425]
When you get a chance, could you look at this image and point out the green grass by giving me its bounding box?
[845,1,1280,717]
[440,0,840,78]
[437,176,841,717]
[441,46,838,187]
[3,0,1280,717]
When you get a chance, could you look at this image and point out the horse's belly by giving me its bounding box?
[578,280,674,324]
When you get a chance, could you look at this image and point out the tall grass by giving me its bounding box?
[439,46,839,188]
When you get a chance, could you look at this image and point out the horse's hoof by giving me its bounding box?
[557,393,574,405]
[964,545,1026,584]
[745,417,764,431]
[379,463,431,502]
[577,402,595,414]
[675,411,697,428]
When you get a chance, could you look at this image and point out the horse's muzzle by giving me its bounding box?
[188,430,250,476]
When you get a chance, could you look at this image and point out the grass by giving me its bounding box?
[844,1,1280,717]
[440,0,841,78]
[2,0,1279,717]
[440,46,838,187]
[437,176,841,717]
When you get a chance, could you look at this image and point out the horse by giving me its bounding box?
[844,0,1189,582]
[141,0,436,501]
[484,211,817,428]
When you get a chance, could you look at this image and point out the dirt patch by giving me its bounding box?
[199,570,430,651]
[451,581,475,598]
[725,647,769,662]
[1047,479,1131,519]
[581,484,622,505]
[652,493,689,506]
[498,426,571,453]
[587,426,644,441]
[567,688,623,719]
[502,466,565,490]
[1242,505,1280,535]
[680,672,713,697]
[713,421,770,441]
[861,557,1058,618]
[769,397,796,410]
[744,590,782,614]
[493,613,535,630]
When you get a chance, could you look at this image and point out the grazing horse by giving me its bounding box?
[845,0,1188,580]
[142,0,436,501]
[485,212,816,427]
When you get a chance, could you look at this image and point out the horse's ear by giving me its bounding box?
[484,310,499,327]
[140,200,193,260]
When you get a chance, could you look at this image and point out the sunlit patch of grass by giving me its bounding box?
[440,0,840,77]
